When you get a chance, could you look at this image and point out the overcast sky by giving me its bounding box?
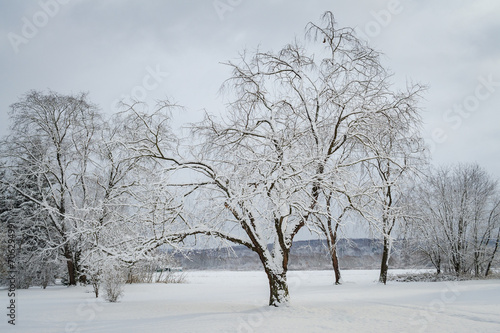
[1,0,499,179]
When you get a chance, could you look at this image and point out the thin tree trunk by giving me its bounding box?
[436,254,441,275]
[325,194,344,285]
[64,246,76,286]
[485,228,500,276]
[379,236,390,284]
[331,244,341,285]
[66,258,76,286]
[327,224,341,285]
[329,222,342,285]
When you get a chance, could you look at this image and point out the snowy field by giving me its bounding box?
[2,270,500,333]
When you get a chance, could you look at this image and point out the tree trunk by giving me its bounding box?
[265,269,289,307]
[92,280,100,298]
[453,257,461,276]
[66,259,76,286]
[436,254,441,275]
[64,246,76,286]
[474,252,481,277]
[379,236,391,284]
[325,202,343,286]
[250,239,290,307]
[330,243,341,285]
[485,229,500,277]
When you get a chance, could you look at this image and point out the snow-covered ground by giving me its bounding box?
[2,270,500,333]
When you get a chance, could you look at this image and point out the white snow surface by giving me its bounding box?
[2,270,500,333]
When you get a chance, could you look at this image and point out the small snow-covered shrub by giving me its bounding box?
[388,272,467,282]
[89,273,101,298]
[125,260,156,284]
[125,254,178,284]
[38,261,58,289]
[84,265,102,298]
[102,267,125,302]
[157,270,187,284]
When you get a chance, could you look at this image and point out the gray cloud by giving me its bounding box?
[1,0,499,178]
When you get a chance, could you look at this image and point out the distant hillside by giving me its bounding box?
[172,238,420,271]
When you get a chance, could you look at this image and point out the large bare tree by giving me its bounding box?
[126,12,425,306]
[1,90,101,285]
[411,164,500,276]
[1,92,184,289]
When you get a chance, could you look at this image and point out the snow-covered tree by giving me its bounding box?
[126,12,425,306]
[1,91,187,290]
[74,114,147,282]
[1,91,101,285]
[411,164,500,276]
[361,116,426,284]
